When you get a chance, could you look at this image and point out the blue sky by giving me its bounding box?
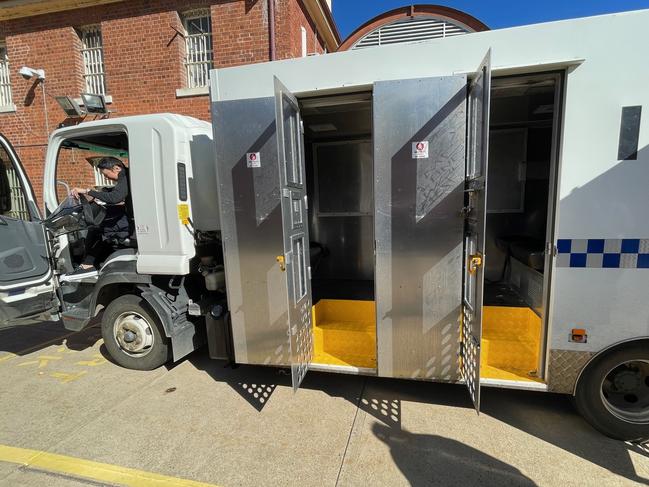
[332,1,649,39]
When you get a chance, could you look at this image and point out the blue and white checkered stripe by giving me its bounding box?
[556,239,649,268]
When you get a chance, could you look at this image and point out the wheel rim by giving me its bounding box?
[600,359,649,423]
[113,311,154,357]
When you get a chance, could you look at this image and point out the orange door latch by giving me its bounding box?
[276,255,286,272]
[468,253,483,275]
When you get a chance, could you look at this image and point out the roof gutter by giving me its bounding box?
[301,0,341,52]
[0,0,125,21]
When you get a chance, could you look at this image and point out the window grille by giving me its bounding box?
[79,26,107,95]
[352,17,469,50]
[4,165,30,221]
[0,42,12,107]
[93,166,114,187]
[182,10,213,88]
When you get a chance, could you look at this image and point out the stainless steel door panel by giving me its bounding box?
[374,76,467,381]
[212,97,290,366]
[274,77,313,391]
[460,50,492,413]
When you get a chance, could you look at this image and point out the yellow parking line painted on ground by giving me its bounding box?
[0,329,87,365]
[0,444,221,487]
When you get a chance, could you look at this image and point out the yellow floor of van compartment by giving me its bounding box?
[481,306,543,383]
[312,299,377,369]
[310,300,543,382]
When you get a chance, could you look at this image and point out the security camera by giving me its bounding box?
[19,66,45,80]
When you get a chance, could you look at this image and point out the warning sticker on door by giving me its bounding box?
[246,152,261,168]
[412,141,429,159]
[177,204,190,225]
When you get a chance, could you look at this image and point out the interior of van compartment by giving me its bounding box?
[301,93,377,370]
[481,74,559,382]
[299,75,559,381]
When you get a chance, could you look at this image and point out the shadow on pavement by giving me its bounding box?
[189,350,648,485]
[0,320,102,357]
[481,387,649,486]
[372,423,537,486]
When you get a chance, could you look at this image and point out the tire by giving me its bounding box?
[574,343,649,441]
[101,294,171,371]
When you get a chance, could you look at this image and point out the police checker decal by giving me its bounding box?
[556,238,649,268]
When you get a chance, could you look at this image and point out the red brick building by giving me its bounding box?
[0,0,339,203]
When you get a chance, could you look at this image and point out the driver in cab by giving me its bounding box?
[64,157,131,280]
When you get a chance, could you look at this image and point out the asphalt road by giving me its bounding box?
[0,320,647,486]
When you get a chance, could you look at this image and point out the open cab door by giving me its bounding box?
[274,77,313,391]
[0,134,57,325]
[460,51,492,412]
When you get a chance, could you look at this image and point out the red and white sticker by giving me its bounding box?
[246,152,261,168]
[412,141,429,159]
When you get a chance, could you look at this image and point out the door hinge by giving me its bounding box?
[545,241,557,256]
[276,255,286,272]
[465,178,485,193]
[282,188,291,198]
[460,206,472,217]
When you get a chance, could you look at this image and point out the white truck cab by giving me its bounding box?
[0,114,227,369]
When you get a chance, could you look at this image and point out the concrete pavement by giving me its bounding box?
[0,320,647,486]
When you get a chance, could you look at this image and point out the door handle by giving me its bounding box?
[468,253,483,275]
[276,255,286,272]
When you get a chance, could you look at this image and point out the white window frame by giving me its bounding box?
[182,9,213,89]
[0,41,14,111]
[301,26,307,57]
[79,25,107,95]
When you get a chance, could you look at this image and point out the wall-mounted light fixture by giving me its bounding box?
[19,66,46,81]
[19,66,48,134]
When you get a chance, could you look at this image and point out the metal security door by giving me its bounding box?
[460,51,492,413]
[274,77,313,391]
[374,76,467,382]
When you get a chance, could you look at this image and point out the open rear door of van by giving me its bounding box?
[273,77,313,391]
[212,77,312,391]
[0,133,57,326]
[460,50,492,413]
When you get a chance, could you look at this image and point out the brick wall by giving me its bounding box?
[0,0,326,206]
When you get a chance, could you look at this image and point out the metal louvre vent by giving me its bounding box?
[352,16,469,50]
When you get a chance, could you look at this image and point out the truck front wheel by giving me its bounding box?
[574,343,649,441]
[101,294,171,370]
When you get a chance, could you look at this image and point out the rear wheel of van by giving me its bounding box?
[101,294,170,371]
[574,343,649,441]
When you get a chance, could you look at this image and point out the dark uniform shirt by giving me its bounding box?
[87,169,132,238]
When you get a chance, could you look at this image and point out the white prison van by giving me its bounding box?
[210,10,648,441]
[0,10,647,441]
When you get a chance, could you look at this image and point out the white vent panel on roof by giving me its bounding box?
[352,16,470,50]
